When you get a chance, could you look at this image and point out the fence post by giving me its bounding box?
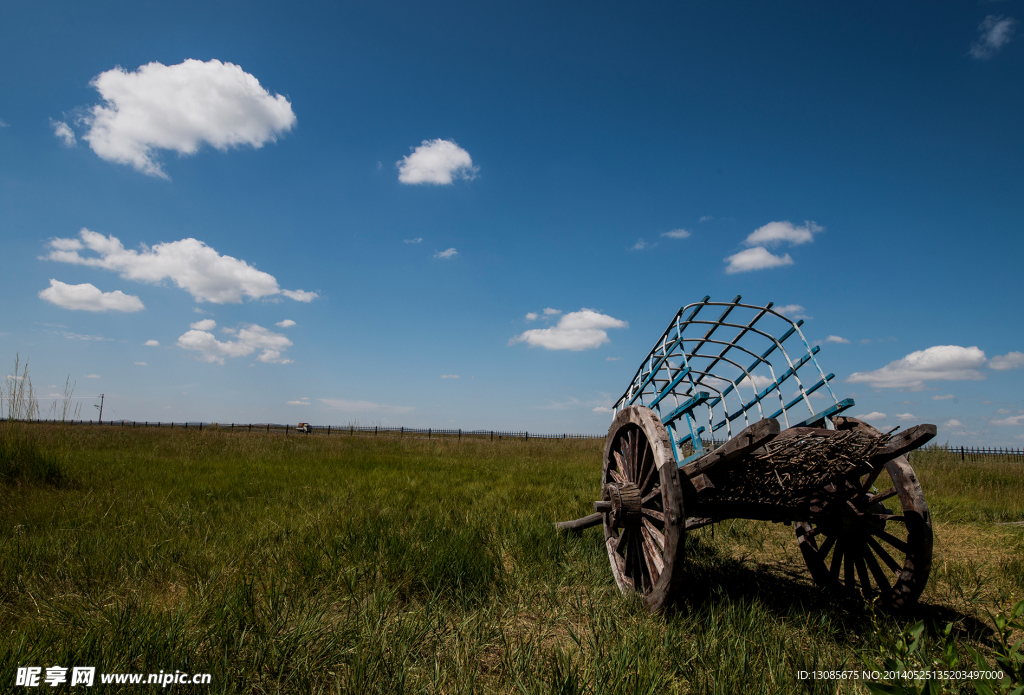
[267,423,270,433]
[525,431,528,441]
[375,426,378,436]
[459,428,461,440]
[428,428,431,439]
[328,425,331,436]
[960,445,964,462]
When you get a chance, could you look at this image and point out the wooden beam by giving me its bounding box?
[555,513,603,532]
[680,417,781,478]
[870,424,937,462]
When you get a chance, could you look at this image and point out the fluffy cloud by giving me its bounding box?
[439,374,459,379]
[774,304,810,320]
[847,345,987,390]
[72,59,295,178]
[144,339,160,347]
[543,308,561,316]
[44,229,316,304]
[856,412,887,422]
[989,351,1024,371]
[932,394,955,401]
[724,247,793,274]
[51,119,76,147]
[661,229,691,239]
[744,221,822,247]
[991,415,1024,426]
[177,323,293,364]
[944,419,964,428]
[38,279,144,312]
[397,139,477,185]
[826,335,850,344]
[434,248,458,259]
[510,309,628,351]
[631,239,652,250]
[593,406,614,413]
[525,312,539,321]
[287,398,310,406]
[276,319,296,328]
[970,15,1016,60]
[404,238,423,244]
[895,413,916,421]
[190,318,216,330]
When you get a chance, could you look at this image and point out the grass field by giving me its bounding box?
[2,421,1023,693]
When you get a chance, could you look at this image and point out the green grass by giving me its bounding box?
[1,425,1022,693]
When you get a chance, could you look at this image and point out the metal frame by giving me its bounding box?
[612,296,854,463]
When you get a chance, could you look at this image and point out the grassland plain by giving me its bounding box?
[1,422,1023,694]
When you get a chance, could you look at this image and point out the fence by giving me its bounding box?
[0,418,604,441]
[4,419,1023,459]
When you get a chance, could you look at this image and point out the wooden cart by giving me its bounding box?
[557,297,936,612]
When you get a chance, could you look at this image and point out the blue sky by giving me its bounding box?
[2,1,1022,444]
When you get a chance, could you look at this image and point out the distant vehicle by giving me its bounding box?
[296,422,312,433]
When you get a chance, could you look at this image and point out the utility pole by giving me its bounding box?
[95,394,104,423]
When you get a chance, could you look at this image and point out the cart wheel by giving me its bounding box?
[601,406,686,612]
[795,421,932,610]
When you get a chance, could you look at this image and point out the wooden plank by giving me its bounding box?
[679,417,781,479]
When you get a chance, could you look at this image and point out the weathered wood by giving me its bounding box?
[555,513,604,532]
[680,417,781,478]
[868,424,937,463]
[690,473,714,492]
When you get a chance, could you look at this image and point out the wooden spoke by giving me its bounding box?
[862,546,893,595]
[641,488,661,506]
[642,518,665,550]
[640,528,664,582]
[602,407,686,612]
[864,534,902,574]
[853,544,874,598]
[608,464,627,486]
[818,533,837,559]
[866,487,897,505]
[844,545,856,591]
[870,529,910,555]
[642,508,665,523]
[860,462,887,495]
[829,542,844,583]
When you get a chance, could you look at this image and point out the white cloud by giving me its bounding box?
[510,308,628,351]
[826,335,850,344]
[144,339,159,347]
[735,374,775,391]
[997,408,1010,414]
[51,119,76,147]
[631,239,653,250]
[774,304,810,320]
[404,238,423,244]
[397,139,477,185]
[944,419,964,428]
[190,319,216,330]
[606,356,621,361]
[85,374,100,379]
[287,399,310,406]
[276,319,296,328]
[847,345,987,390]
[543,308,561,316]
[991,415,1024,426]
[895,413,916,422]
[281,289,318,302]
[439,374,459,379]
[932,393,955,400]
[433,248,458,260]
[0,118,7,127]
[744,221,822,247]
[855,411,887,422]
[318,398,414,414]
[970,15,1017,60]
[859,339,872,345]
[525,312,539,321]
[699,216,713,222]
[593,406,614,414]
[38,279,144,312]
[661,229,691,239]
[724,247,794,274]
[989,351,1024,371]
[44,229,314,304]
[177,323,293,364]
[134,362,147,366]
[76,59,295,178]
